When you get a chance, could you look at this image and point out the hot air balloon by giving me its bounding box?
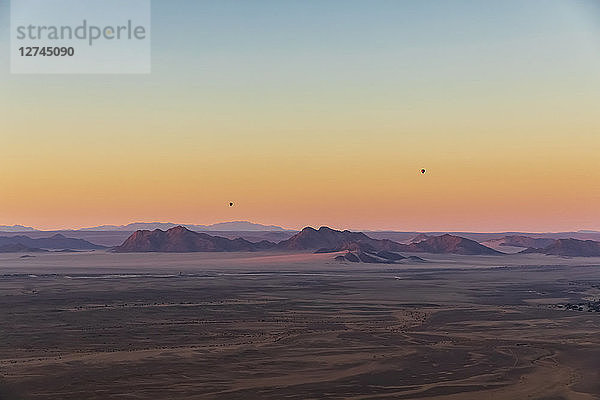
[421,169,426,174]
[229,202,234,207]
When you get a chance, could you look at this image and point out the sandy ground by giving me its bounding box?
[1,251,599,399]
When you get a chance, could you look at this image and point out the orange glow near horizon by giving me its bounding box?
[1,109,598,232]
[1,1,599,232]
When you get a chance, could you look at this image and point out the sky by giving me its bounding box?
[0,0,599,231]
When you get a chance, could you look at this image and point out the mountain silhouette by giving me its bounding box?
[80,221,287,232]
[0,225,37,232]
[482,235,555,249]
[115,226,502,255]
[402,234,503,255]
[278,227,500,255]
[113,226,276,253]
[521,238,600,257]
[277,226,405,252]
[0,234,105,250]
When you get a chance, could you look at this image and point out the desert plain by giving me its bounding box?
[1,251,599,399]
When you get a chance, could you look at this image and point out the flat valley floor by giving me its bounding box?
[1,251,600,399]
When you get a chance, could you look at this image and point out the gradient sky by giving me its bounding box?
[0,0,599,231]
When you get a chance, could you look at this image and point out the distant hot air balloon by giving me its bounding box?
[421,169,426,174]
[229,202,234,207]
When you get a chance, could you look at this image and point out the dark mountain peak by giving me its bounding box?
[0,234,105,250]
[115,225,501,256]
[483,235,555,249]
[114,226,275,253]
[318,226,336,232]
[167,225,192,234]
[435,234,459,242]
[279,227,500,255]
[407,234,502,255]
[278,226,392,251]
[522,238,600,257]
[122,229,153,241]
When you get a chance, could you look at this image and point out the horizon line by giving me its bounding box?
[1,221,599,234]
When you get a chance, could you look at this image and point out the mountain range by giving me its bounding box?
[521,239,600,257]
[278,227,407,252]
[1,226,600,258]
[80,221,288,232]
[280,227,501,255]
[0,234,106,251]
[2,222,600,243]
[114,226,275,253]
[367,230,600,243]
[482,235,556,249]
[114,226,503,256]
[0,225,37,232]
[401,234,502,255]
